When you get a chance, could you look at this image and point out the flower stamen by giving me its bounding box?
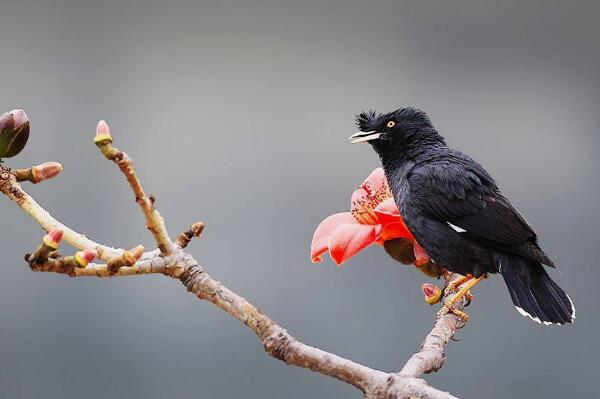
[351,181,392,225]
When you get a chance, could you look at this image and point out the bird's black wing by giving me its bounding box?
[407,151,554,266]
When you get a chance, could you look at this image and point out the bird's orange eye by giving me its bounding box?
[386,121,396,128]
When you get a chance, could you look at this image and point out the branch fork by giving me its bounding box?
[0,119,474,399]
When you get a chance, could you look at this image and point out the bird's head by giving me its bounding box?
[350,108,444,158]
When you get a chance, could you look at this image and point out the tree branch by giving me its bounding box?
[0,164,124,261]
[400,274,468,379]
[0,122,472,399]
[94,121,175,255]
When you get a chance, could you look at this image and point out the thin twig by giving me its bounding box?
[94,122,175,254]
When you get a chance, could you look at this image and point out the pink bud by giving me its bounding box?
[43,228,63,248]
[32,162,63,183]
[95,120,112,141]
[421,283,442,305]
[10,109,28,127]
[48,229,63,243]
[75,249,98,267]
[80,249,97,263]
[422,283,437,297]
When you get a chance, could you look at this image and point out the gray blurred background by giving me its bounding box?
[0,0,598,398]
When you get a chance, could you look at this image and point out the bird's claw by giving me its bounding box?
[447,274,473,292]
[438,274,484,320]
[437,301,470,321]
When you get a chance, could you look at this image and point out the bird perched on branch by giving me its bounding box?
[350,108,574,325]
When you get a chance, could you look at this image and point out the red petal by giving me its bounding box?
[329,223,381,266]
[413,241,431,267]
[373,197,401,225]
[311,213,356,263]
[373,198,415,241]
[377,222,413,244]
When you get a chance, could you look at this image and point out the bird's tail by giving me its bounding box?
[494,252,575,325]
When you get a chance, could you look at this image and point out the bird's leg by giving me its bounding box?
[447,274,473,292]
[437,275,486,321]
[449,274,475,303]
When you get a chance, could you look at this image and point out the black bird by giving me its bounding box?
[350,108,574,325]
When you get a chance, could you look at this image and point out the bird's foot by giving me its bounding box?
[437,302,470,321]
[447,274,473,292]
[437,274,485,321]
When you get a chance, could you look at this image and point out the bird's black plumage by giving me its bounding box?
[352,107,574,325]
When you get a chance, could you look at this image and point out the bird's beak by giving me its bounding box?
[349,131,381,144]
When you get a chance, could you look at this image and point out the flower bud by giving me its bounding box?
[31,162,63,183]
[383,238,416,265]
[422,283,443,305]
[74,249,97,267]
[123,244,144,265]
[43,229,63,249]
[94,120,112,145]
[0,109,30,159]
[12,109,28,126]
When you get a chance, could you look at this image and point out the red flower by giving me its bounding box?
[311,168,430,266]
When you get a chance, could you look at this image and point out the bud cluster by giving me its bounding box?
[28,228,98,273]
